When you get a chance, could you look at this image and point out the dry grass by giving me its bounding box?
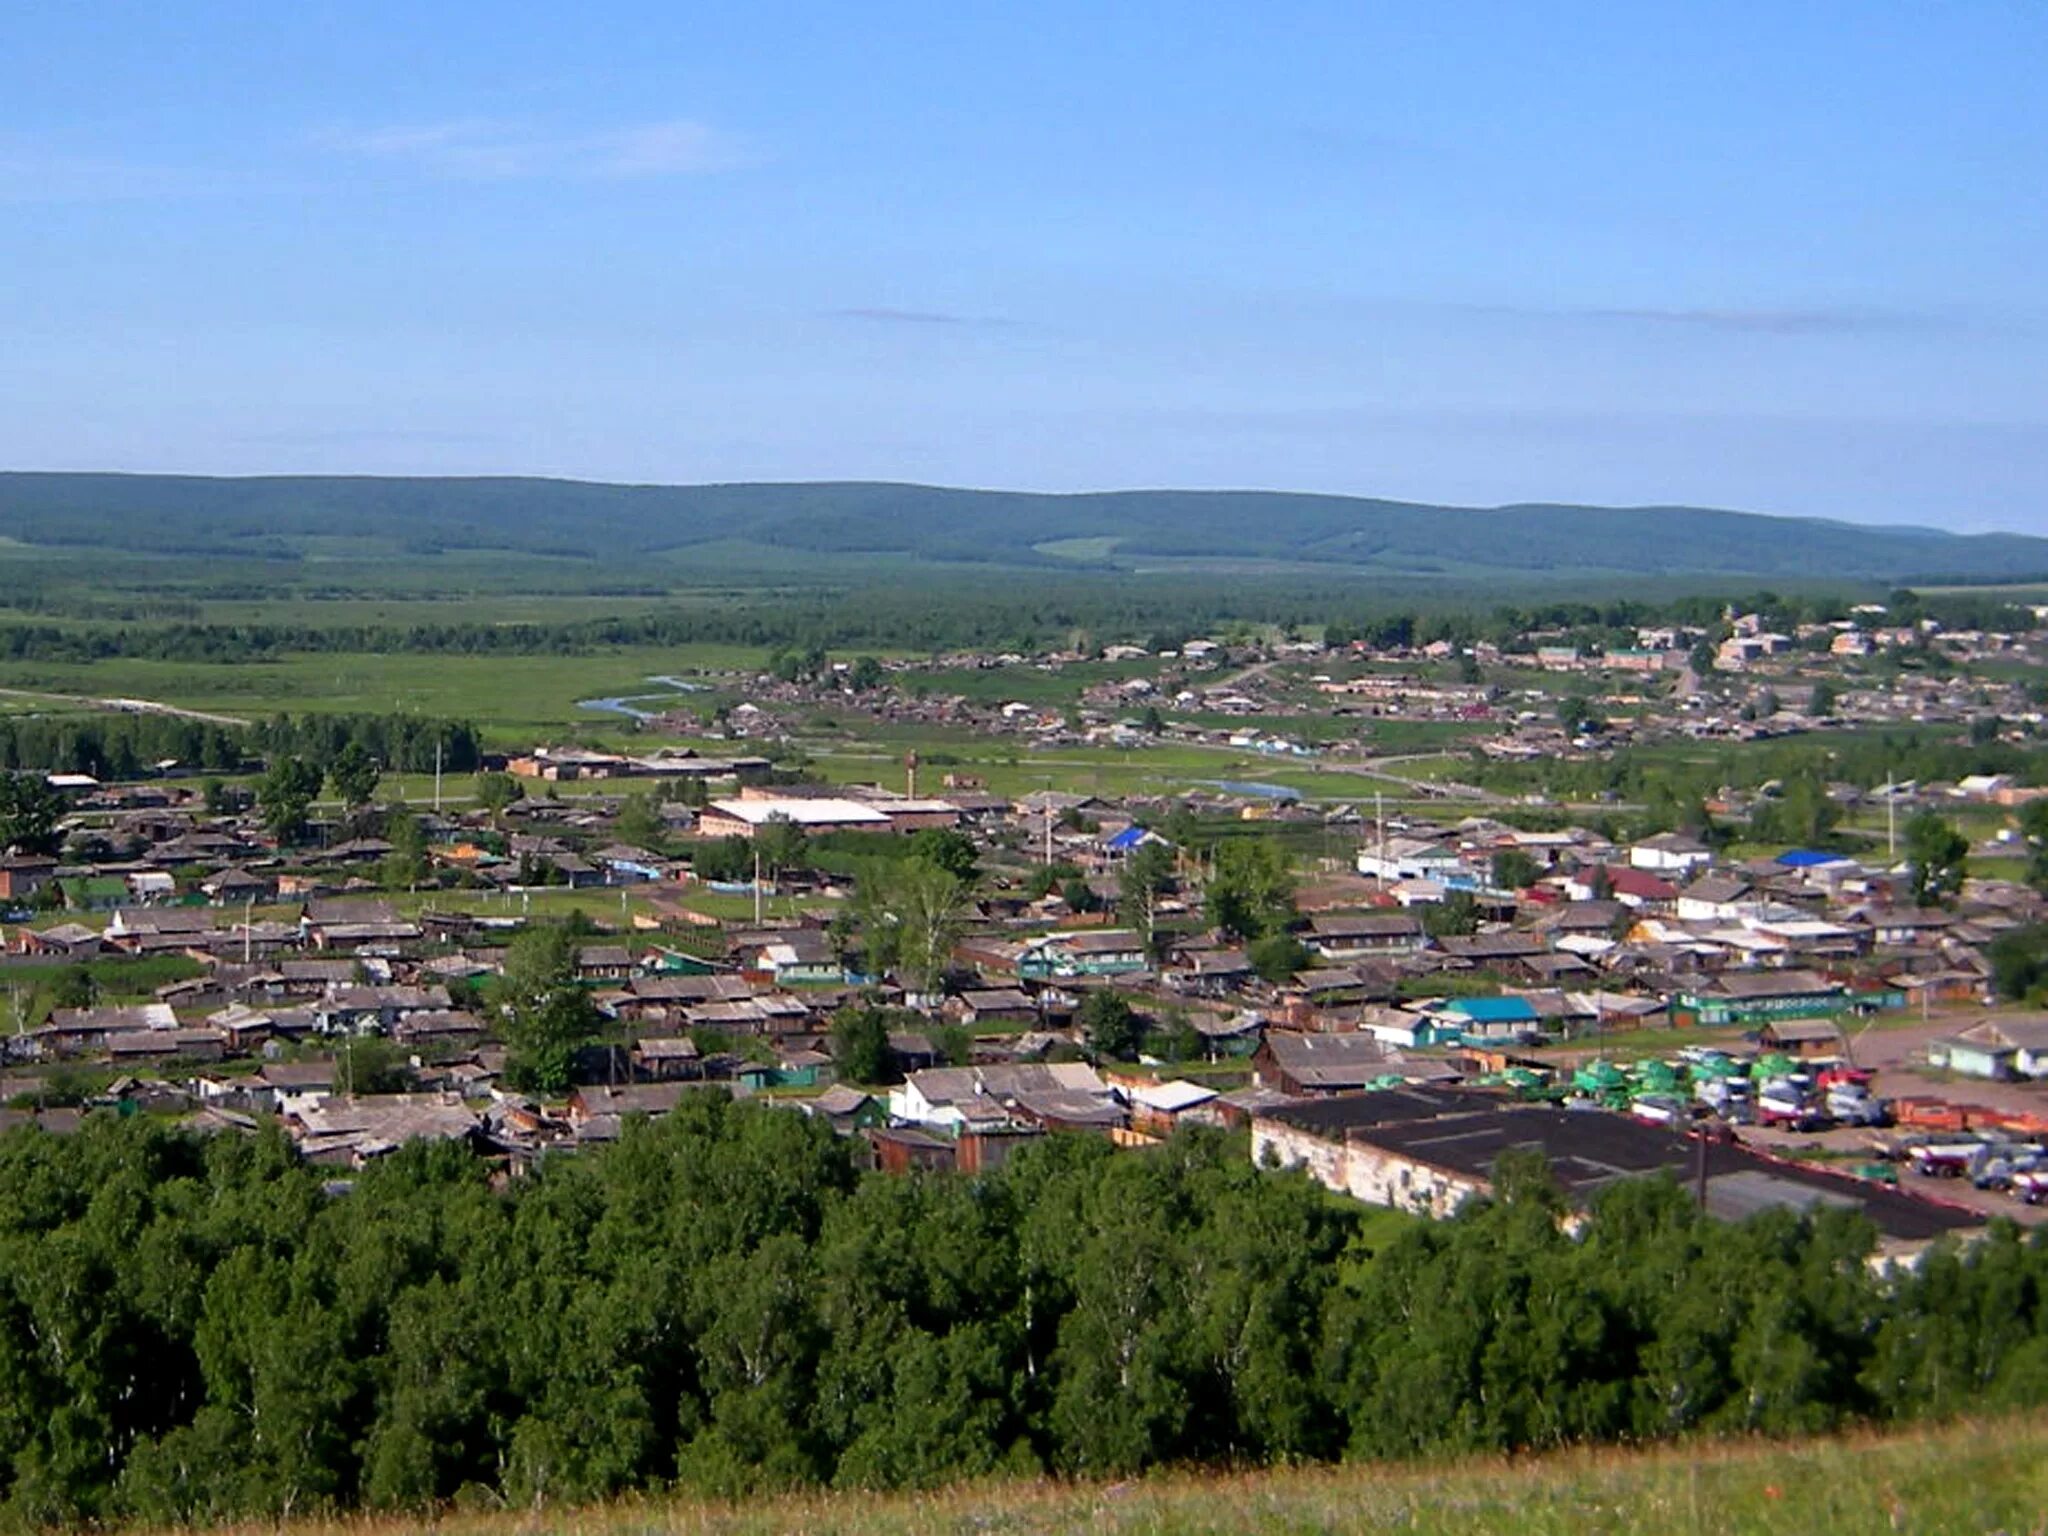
[152,1415,2048,1536]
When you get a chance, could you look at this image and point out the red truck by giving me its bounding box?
[1907,1144,1979,1179]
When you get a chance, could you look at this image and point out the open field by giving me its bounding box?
[0,650,760,738]
[116,1415,2048,1536]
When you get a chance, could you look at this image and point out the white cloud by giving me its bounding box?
[327,117,753,181]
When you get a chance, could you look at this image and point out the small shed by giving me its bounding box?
[1758,1018,1845,1059]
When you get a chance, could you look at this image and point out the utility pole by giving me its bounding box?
[433,736,443,815]
[1886,776,1897,861]
[753,848,763,925]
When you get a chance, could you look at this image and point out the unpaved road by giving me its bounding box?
[0,687,247,728]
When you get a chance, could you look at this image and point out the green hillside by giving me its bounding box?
[2,473,2042,583]
[147,1416,2048,1535]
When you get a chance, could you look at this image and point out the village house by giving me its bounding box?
[574,944,638,984]
[696,796,900,838]
[107,1026,227,1065]
[1628,832,1716,876]
[941,988,1040,1028]
[1561,865,1677,910]
[1756,1018,1847,1059]
[729,928,842,986]
[1860,907,1959,949]
[1422,994,1545,1045]
[1162,947,1254,999]
[1433,931,1552,979]
[13,922,105,959]
[800,1083,886,1134]
[629,1035,703,1081]
[888,1062,1115,1136]
[1017,929,1148,980]
[1927,1016,2048,1081]
[392,1010,487,1049]
[1356,836,1467,885]
[1670,970,1854,1029]
[289,1096,482,1166]
[1677,872,1756,924]
[200,866,278,905]
[566,1082,694,1125]
[219,1060,334,1116]
[1304,911,1427,962]
[1253,1030,1419,1096]
[300,900,423,952]
[0,855,58,904]
[1121,1078,1222,1136]
[105,906,217,951]
[312,984,453,1037]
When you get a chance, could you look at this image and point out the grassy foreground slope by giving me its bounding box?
[179,1418,2044,1536]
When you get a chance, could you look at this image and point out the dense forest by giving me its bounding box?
[0,1106,2043,1524]
[0,713,480,778]
[3,474,2047,582]
[0,584,2032,665]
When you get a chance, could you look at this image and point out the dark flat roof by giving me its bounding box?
[1259,1085,1495,1135]
[1351,1105,1977,1246]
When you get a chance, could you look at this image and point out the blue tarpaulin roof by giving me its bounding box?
[1105,826,1156,852]
[1776,848,1847,868]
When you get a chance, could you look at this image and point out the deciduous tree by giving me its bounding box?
[258,756,323,846]
[1904,812,1969,906]
[0,771,66,855]
[326,741,380,813]
[1077,989,1142,1061]
[499,925,598,1094]
[1118,840,1174,958]
[1203,838,1294,941]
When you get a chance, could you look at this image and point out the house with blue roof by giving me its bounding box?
[1427,994,1544,1045]
[1103,825,1167,858]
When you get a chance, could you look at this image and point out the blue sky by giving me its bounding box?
[2,2,2043,531]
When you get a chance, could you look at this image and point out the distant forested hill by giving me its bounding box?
[0,472,2041,583]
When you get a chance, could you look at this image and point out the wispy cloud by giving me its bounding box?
[231,428,501,447]
[828,306,1017,328]
[1460,301,1942,336]
[831,307,970,326]
[326,117,754,181]
[1577,305,1935,335]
